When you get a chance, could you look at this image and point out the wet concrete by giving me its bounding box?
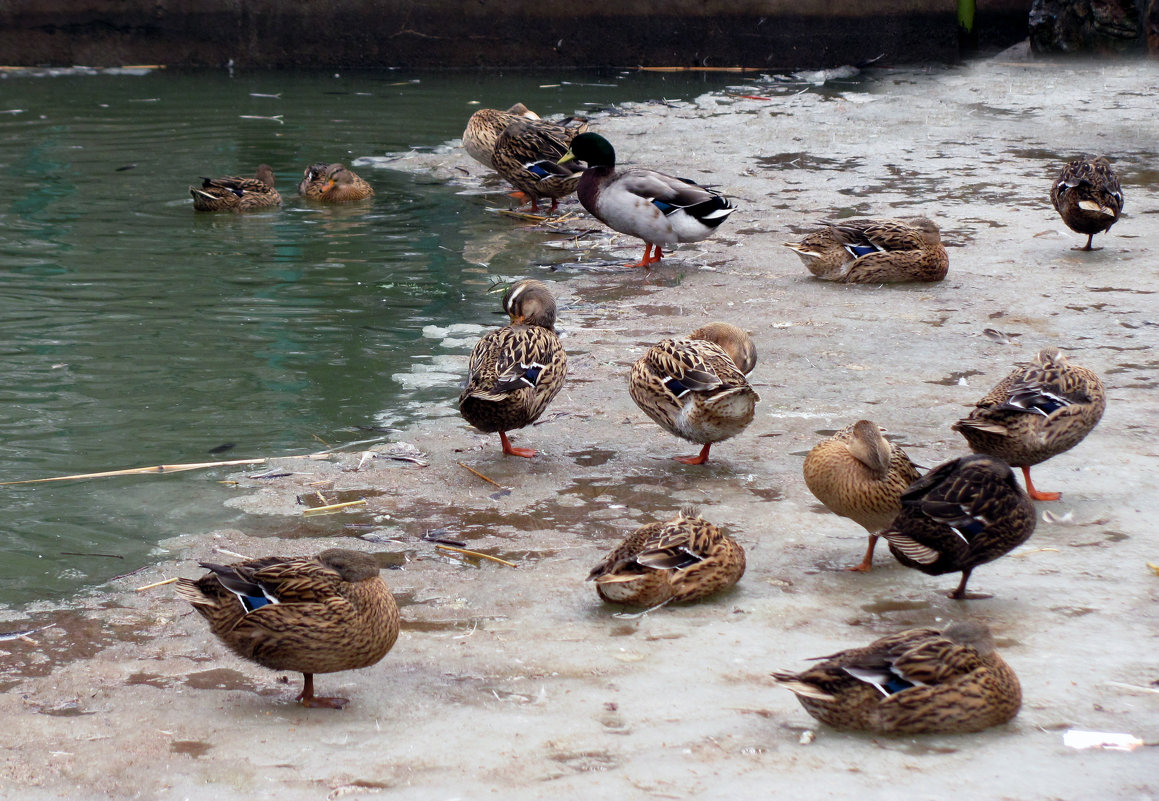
[1,55,1158,799]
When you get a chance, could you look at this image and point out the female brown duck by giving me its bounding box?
[952,348,1105,501]
[628,322,758,465]
[176,548,399,708]
[189,164,281,212]
[298,162,374,203]
[773,620,1021,735]
[1051,156,1123,251]
[881,454,1036,600]
[459,280,567,458]
[803,420,921,572]
[587,507,746,608]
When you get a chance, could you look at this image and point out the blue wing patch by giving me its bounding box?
[663,376,690,397]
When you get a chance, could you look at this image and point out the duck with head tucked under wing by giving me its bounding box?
[785,216,948,283]
[459,279,567,458]
[1051,156,1123,251]
[952,347,1105,501]
[297,162,374,203]
[881,454,1036,600]
[175,548,399,709]
[628,322,758,465]
[559,132,737,268]
[772,620,1021,735]
[587,506,745,609]
[189,164,282,212]
[803,420,921,572]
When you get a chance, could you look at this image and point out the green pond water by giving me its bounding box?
[0,66,743,608]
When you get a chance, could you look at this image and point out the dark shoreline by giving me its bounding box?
[0,2,1031,70]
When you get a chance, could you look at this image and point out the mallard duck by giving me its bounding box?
[491,118,585,213]
[189,164,282,212]
[628,322,759,464]
[459,279,567,458]
[785,217,948,283]
[1051,156,1123,251]
[881,454,1036,599]
[802,420,922,572]
[772,620,1021,734]
[952,348,1105,501]
[559,132,737,268]
[297,162,374,203]
[587,506,745,607]
[175,548,399,709]
[462,103,542,167]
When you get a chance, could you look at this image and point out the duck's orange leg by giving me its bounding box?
[1072,233,1097,252]
[848,535,878,572]
[1021,465,1060,501]
[500,431,537,458]
[296,673,349,709]
[675,443,712,465]
[627,243,664,268]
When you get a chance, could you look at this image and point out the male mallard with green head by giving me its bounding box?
[952,348,1105,501]
[803,420,921,572]
[459,280,567,458]
[773,620,1021,734]
[176,548,399,709]
[559,133,736,268]
[587,507,745,608]
[1051,156,1123,251]
[189,164,282,212]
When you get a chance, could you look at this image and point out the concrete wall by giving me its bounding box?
[0,1,1032,69]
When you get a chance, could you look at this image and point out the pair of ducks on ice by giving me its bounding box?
[465,104,738,268]
[781,154,1124,278]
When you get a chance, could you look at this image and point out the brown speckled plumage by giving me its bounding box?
[459,280,567,458]
[803,420,921,571]
[952,348,1105,501]
[629,323,758,465]
[297,162,374,203]
[772,620,1021,734]
[491,118,585,212]
[175,548,399,708]
[587,507,745,607]
[189,164,281,212]
[461,103,542,166]
[786,216,948,283]
[882,455,1036,599]
[782,228,850,278]
[1050,156,1123,251]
